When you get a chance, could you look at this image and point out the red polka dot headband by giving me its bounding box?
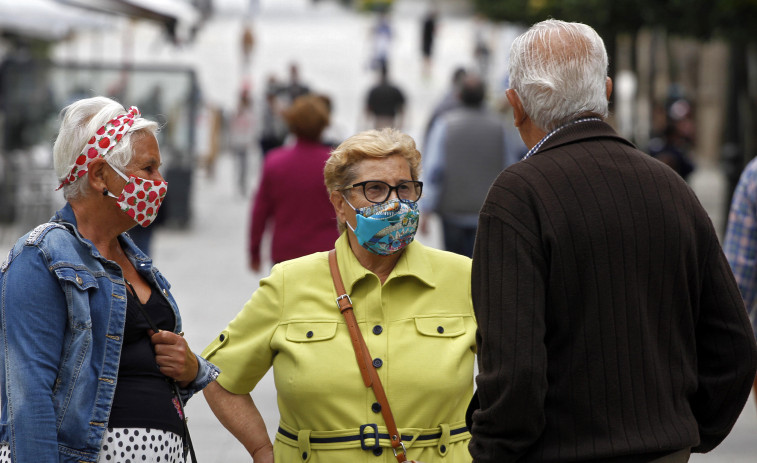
[56,106,141,190]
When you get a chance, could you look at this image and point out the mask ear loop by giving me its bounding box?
[341,192,360,233]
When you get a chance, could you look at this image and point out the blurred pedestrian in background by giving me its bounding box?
[247,94,337,272]
[420,8,438,79]
[203,128,476,462]
[423,66,467,146]
[469,19,757,462]
[365,62,406,129]
[472,14,493,80]
[240,22,255,69]
[277,62,310,108]
[723,156,757,409]
[648,93,696,180]
[317,93,347,149]
[0,96,218,462]
[197,102,224,179]
[229,86,256,196]
[259,74,288,156]
[369,12,393,71]
[422,73,511,258]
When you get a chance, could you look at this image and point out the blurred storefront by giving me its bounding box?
[0,0,208,230]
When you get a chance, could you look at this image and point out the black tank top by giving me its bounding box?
[107,286,183,436]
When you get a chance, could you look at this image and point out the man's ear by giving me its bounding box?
[506,89,526,127]
[606,76,613,101]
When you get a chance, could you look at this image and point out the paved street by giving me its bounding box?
[1,0,755,460]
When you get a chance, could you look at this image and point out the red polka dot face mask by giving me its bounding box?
[105,161,168,227]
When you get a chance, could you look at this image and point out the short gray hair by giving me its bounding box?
[53,96,158,201]
[509,19,609,132]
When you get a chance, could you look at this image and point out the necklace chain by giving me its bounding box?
[522,117,602,161]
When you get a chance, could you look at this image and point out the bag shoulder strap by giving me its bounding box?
[328,249,407,462]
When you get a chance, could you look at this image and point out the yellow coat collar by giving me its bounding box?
[333,233,437,293]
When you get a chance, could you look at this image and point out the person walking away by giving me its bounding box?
[248,94,338,271]
[230,87,256,196]
[277,62,310,108]
[259,75,288,156]
[365,62,406,130]
[468,19,757,463]
[420,9,438,79]
[370,12,393,71]
[423,66,467,148]
[422,74,511,258]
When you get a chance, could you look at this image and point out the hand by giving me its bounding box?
[250,255,261,272]
[149,330,199,386]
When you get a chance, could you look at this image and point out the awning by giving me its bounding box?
[0,0,113,41]
[56,0,203,43]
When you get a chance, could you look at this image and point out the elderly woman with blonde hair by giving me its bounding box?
[204,128,476,462]
[0,96,218,462]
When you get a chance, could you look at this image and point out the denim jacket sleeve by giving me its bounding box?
[0,243,69,461]
[177,354,220,403]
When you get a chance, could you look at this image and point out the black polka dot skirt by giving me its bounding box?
[98,428,184,462]
[0,427,182,462]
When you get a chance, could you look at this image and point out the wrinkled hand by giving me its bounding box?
[149,330,199,386]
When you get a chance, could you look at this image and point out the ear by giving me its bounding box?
[506,89,526,127]
[330,190,348,225]
[87,158,109,195]
[606,77,613,101]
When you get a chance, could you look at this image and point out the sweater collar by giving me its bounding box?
[525,118,636,160]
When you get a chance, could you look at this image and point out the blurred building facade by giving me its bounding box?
[0,0,209,230]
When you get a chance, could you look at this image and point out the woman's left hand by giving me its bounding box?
[149,330,199,386]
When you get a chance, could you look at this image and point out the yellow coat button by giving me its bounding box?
[75,275,83,285]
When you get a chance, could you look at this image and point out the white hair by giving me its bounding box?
[53,96,159,201]
[509,19,609,132]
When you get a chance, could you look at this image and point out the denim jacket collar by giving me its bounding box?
[51,202,152,272]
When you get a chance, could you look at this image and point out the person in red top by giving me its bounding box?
[248,94,339,271]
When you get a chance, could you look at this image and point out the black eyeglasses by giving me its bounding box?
[342,180,423,204]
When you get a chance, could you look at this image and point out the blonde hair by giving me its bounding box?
[324,128,421,193]
[324,128,421,233]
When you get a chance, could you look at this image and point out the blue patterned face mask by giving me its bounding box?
[344,197,420,255]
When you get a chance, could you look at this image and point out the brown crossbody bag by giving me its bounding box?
[328,249,409,463]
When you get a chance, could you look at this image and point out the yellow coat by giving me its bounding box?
[202,234,476,462]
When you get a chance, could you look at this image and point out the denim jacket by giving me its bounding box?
[0,204,219,462]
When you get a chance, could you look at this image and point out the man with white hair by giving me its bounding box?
[468,19,757,463]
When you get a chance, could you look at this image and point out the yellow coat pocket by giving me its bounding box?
[285,321,338,342]
[414,316,466,337]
